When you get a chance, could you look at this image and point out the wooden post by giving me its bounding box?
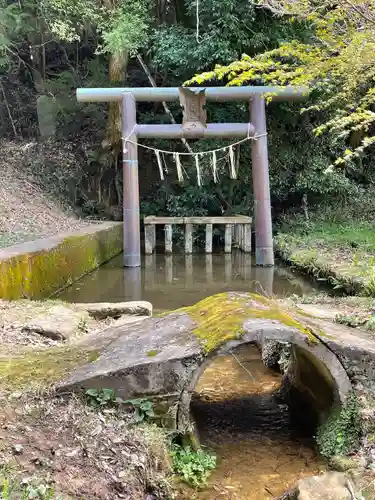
[165,224,173,254]
[250,95,274,266]
[185,223,193,254]
[224,224,232,253]
[122,93,140,267]
[205,223,213,254]
[145,224,155,255]
[243,223,252,253]
[152,225,156,252]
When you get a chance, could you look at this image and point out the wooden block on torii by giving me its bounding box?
[179,88,207,136]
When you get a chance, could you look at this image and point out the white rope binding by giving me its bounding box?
[122,130,268,185]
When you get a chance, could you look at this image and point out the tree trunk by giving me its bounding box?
[102,50,129,150]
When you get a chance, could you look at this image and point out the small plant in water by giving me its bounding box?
[171,445,216,488]
[125,398,155,423]
[85,388,123,407]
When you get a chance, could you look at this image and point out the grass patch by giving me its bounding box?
[0,346,99,391]
[275,214,375,296]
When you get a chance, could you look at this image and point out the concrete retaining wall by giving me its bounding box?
[0,222,123,300]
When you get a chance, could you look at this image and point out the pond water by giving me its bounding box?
[59,250,317,313]
[59,251,325,498]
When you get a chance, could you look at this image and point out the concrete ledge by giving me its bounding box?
[0,222,123,300]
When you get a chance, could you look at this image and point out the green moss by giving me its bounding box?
[317,392,360,459]
[0,223,122,300]
[0,346,99,390]
[147,350,159,357]
[172,292,317,353]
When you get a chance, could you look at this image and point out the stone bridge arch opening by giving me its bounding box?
[177,332,352,447]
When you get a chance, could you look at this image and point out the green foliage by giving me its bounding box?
[1,479,59,500]
[335,313,365,329]
[188,0,375,168]
[171,445,217,488]
[85,388,124,407]
[316,393,360,459]
[125,398,155,423]
[43,0,150,54]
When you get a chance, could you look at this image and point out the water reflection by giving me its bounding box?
[59,251,317,312]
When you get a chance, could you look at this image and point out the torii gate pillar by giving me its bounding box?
[122,93,141,268]
[250,95,274,266]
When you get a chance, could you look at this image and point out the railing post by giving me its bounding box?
[205,223,213,254]
[122,93,141,267]
[145,224,155,255]
[165,224,173,254]
[243,223,252,253]
[224,224,232,253]
[250,95,274,266]
[185,223,193,254]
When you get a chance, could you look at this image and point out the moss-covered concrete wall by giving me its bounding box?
[0,222,123,300]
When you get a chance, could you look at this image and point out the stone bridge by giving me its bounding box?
[60,292,375,434]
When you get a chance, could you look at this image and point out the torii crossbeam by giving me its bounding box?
[77,86,308,268]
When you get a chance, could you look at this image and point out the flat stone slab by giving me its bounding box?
[23,305,90,340]
[76,301,152,319]
[22,301,152,341]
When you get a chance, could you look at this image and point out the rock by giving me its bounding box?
[23,305,90,340]
[276,488,298,499]
[261,339,282,368]
[12,443,24,454]
[298,472,351,500]
[330,455,358,472]
[77,301,152,319]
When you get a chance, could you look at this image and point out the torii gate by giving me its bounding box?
[76,86,308,268]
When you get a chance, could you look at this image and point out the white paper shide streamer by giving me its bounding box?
[155,150,164,180]
[228,145,237,179]
[212,150,218,183]
[194,153,202,186]
[122,126,264,185]
[173,153,184,183]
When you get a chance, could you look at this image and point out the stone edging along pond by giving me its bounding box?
[0,222,123,300]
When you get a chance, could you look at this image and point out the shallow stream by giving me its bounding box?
[59,251,326,498]
[190,345,325,499]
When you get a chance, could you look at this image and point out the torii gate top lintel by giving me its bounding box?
[76,85,308,103]
[76,85,308,269]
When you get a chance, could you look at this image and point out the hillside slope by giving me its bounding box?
[0,141,87,248]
